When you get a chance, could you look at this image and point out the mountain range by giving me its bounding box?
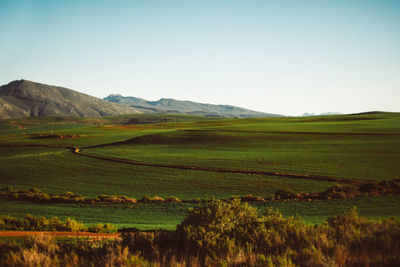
[104,94,280,118]
[0,80,280,119]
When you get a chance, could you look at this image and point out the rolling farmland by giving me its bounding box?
[1,112,400,229]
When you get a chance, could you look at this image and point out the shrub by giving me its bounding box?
[0,214,87,232]
[274,189,297,200]
[139,195,165,203]
[164,196,182,203]
[175,199,260,262]
[88,223,117,233]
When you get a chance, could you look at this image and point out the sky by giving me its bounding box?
[0,0,399,116]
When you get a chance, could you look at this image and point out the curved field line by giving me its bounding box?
[0,143,365,184]
[73,148,362,184]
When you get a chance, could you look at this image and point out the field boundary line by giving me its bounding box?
[183,129,400,136]
[78,129,400,151]
[0,143,366,184]
[73,148,362,184]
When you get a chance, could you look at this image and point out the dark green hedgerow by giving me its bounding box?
[0,187,187,204]
[2,180,400,207]
[270,180,400,201]
[0,187,137,204]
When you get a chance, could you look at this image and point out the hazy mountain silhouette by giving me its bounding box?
[104,94,282,118]
[0,80,281,119]
[0,80,140,119]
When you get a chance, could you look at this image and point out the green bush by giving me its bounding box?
[0,214,88,232]
[88,223,117,233]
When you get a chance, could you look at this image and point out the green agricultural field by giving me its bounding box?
[1,196,399,230]
[0,147,335,199]
[0,112,400,230]
[85,112,400,182]
[86,130,400,181]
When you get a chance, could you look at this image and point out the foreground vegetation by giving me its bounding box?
[0,214,116,233]
[1,200,399,266]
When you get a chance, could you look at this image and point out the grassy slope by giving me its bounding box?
[0,147,334,199]
[86,113,400,181]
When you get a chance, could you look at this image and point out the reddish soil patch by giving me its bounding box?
[0,231,120,239]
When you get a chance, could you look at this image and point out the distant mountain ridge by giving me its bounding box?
[0,80,281,119]
[0,80,140,119]
[104,94,281,118]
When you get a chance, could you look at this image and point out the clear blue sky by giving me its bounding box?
[1,0,399,116]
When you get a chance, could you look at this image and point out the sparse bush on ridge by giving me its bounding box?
[1,180,400,210]
[0,187,186,204]
[164,196,182,203]
[270,180,400,201]
[0,187,137,204]
[139,195,165,203]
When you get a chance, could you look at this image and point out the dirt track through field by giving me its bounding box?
[0,143,364,184]
[73,148,363,184]
[0,231,120,239]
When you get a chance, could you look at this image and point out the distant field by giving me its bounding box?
[0,147,335,199]
[86,130,400,181]
[1,112,399,230]
[85,113,400,182]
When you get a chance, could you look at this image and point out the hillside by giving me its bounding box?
[104,94,281,118]
[0,80,140,119]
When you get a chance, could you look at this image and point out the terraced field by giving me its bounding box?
[1,112,399,229]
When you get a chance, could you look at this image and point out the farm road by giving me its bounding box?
[0,143,365,185]
[72,147,363,184]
